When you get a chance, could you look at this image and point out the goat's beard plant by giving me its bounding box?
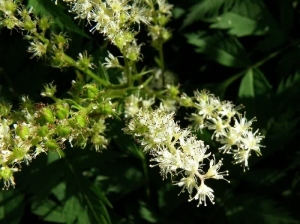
[0,0,264,207]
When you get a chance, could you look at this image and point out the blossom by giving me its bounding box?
[189,182,215,206]
[103,51,123,69]
[28,39,48,58]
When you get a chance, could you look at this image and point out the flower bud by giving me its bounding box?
[38,125,49,137]
[84,84,99,99]
[161,29,172,41]
[23,18,36,32]
[180,95,194,107]
[0,167,13,182]
[157,15,169,26]
[0,103,12,117]
[41,108,55,123]
[45,140,59,150]
[56,104,69,119]
[15,124,29,140]
[31,137,41,146]
[99,102,114,116]
[167,85,180,97]
[39,17,51,31]
[41,83,57,98]
[12,147,26,161]
[56,125,72,137]
[75,114,86,128]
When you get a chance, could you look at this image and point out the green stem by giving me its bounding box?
[158,41,165,71]
[123,56,132,87]
[62,53,111,87]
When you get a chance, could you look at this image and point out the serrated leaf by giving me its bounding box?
[63,195,81,224]
[277,72,300,95]
[65,160,112,224]
[186,31,250,68]
[27,0,89,38]
[32,200,66,223]
[210,12,268,37]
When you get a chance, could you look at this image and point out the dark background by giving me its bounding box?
[0,0,299,223]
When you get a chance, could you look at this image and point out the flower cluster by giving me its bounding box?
[62,0,149,61]
[0,82,114,189]
[124,106,229,206]
[184,90,264,170]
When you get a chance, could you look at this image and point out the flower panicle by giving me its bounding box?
[183,90,265,171]
[124,105,229,207]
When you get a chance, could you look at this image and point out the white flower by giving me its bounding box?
[233,113,256,135]
[241,130,263,155]
[233,149,251,171]
[204,157,229,182]
[103,51,123,69]
[189,182,215,206]
[28,39,47,58]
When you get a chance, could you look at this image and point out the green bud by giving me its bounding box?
[15,124,29,140]
[41,83,57,98]
[68,118,76,128]
[38,125,48,137]
[56,104,69,119]
[31,137,41,146]
[41,108,55,123]
[114,34,126,50]
[2,18,17,29]
[180,97,194,107]
[123,32,134,43]
[120,12,128,24]
[167,85,180,97]
[157,15,169,26]
[12,147,26,161]
[23,19,36,32]
[93,119,106,133]
[0,103,12,117]
[45,140,59,150]
[0,167,13,181]
[91,135,107,151]
[161,29,172,41]
[4,1,17,13]
[56,125,72,137]
[39,17,51,31]
[99,102,114,115]
[84,84,99,99]
[75,115,86,128]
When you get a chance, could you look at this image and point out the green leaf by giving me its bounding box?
[238,68,272,98]
[32,200,66,223]
[0,190,24,224]
[239,69,254,98]
[185,31,250,68]
[27,0,90,38]
[276,72,300,95]
[139,202,157,223]
[210,12,268,37]
[77,207,91,224]
[182,0,236,27]
[65,160,112,224]
[63,195,81,224]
